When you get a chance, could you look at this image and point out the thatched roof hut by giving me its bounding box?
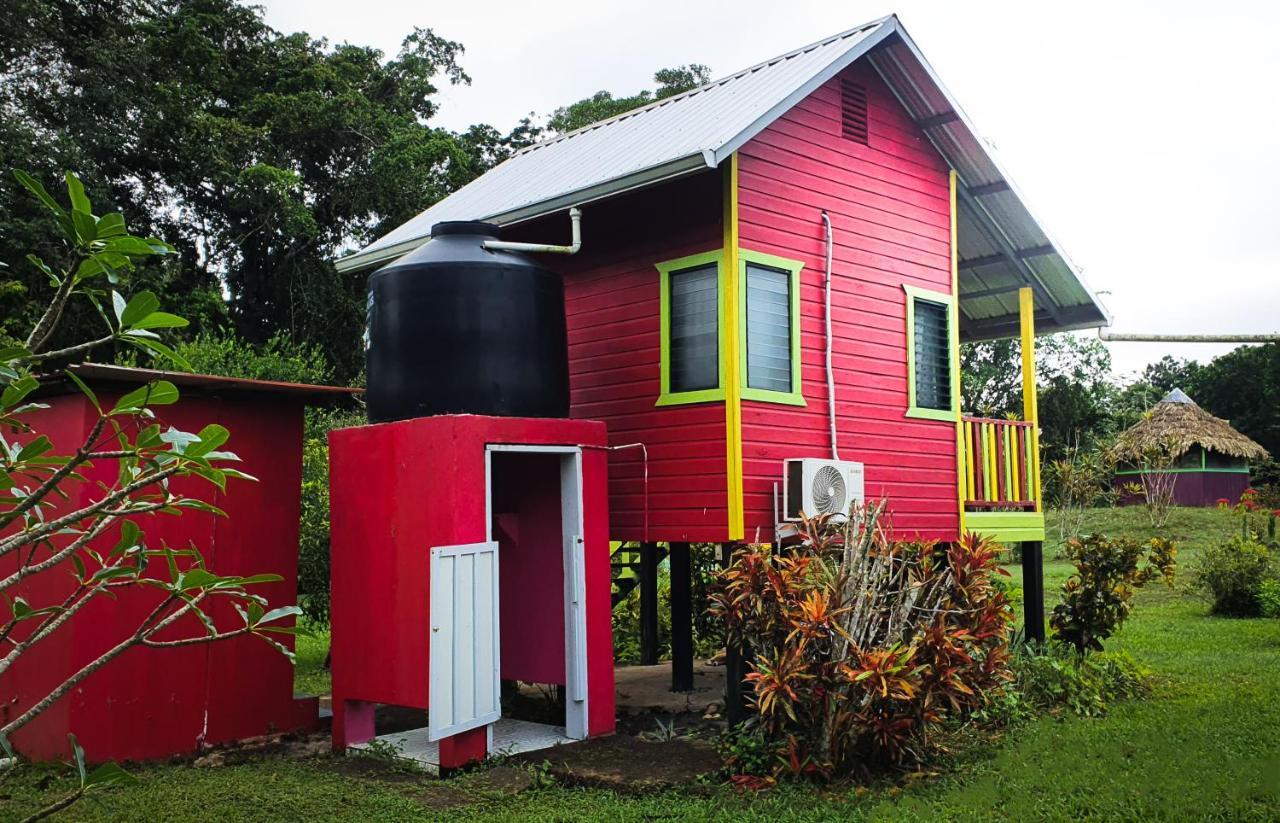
[1111,389,1269,462]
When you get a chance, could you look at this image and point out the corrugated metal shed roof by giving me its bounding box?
[336,15,1109,340]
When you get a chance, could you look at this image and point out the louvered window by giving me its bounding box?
[668,264,719,393]
[912,296,951,411]
[745,263,792,393]
[840,77,868,144]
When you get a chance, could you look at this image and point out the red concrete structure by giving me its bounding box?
[1,365,349,762]
[328,415,614,769]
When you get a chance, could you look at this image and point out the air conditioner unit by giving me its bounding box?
[782,458,865,521]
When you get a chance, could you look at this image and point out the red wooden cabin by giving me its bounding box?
[1,365,352,762]
[340,16,1109,552]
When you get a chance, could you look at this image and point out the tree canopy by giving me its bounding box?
[0,2,707,383]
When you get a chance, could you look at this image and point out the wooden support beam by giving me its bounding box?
[955,185,1065,326]
[669,542,694,692]
[967,180,1011,196]
[918,111,960,129]
[721,544,749,726]
[639,542,659,666]
[1021,541,1046,643]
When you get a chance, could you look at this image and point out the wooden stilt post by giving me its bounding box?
[669,542,694,692]
[1022,540,1046,643]
[639,542,659,666]
[720,543,749,725]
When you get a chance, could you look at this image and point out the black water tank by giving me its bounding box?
[365,221,569,423]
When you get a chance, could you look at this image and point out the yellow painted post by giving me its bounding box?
[1019,287,1042,511]
[964,420,976,501]
[949,170,966,535]
[723,154,744,540]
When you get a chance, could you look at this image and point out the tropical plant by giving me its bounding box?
[1043,441,1115,542]
[1050,534,1177,653]
[1011,643,1151,718]
[0,171,296,813]
[1191,535,1276,617]
[710,504,1014,775]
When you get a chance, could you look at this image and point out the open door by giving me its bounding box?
[428,541,501,742]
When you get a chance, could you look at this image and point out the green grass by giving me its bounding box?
[6,507,1280,821]
[293,620,330,697]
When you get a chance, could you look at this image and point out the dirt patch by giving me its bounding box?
[510,734,720,793]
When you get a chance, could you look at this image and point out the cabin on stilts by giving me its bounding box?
[337,15,1110,692]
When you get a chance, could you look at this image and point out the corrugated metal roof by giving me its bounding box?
[336,15,1109,340]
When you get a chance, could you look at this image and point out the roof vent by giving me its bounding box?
[840,77,868,144]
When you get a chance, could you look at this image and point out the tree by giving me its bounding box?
[1186,343,1280,456]
[1,172,295,815]
[0,1,498,382]
[547,64,711,133]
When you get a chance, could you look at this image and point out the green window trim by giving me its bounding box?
[903,283,959,422]
[738,249,805,407]
[656,250,727,407]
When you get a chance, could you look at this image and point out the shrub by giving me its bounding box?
[1013,644,1152,717]
[1050,534,1177,653]
[710,504,1014,775]
[1192,535,1276,617]
[1257,579,1280,618]
[1044,444,1115,542]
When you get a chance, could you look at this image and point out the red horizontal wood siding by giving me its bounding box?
[507,173,728,542]
[737,63,960,541]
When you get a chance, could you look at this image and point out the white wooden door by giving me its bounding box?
[429,541,501,742]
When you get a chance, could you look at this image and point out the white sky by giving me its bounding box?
[259,0,1280,380]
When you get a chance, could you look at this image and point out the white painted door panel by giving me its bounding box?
[429,541,501,742]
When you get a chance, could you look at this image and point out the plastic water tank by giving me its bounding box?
[365,221,569,422]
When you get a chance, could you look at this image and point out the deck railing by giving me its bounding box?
[961,416,1038,511]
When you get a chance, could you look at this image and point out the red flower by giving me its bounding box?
[1216,498,1230,509]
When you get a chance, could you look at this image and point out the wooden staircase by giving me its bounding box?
[609,542,666,608]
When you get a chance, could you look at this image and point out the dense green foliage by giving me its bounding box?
[1191,534,1277,617]
[1010,644,1151,718]
[0,0,524,380]
[1049,534,1176,653]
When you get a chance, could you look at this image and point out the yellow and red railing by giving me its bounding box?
[961,416,1037,511]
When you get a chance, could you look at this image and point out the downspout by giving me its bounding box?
[1098,328,1280,343]
[483,207,583,254]
[822,211,839,460]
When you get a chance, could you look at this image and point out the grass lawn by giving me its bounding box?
[5,507,1279,821]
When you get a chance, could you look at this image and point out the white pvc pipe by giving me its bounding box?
[483,207,582,254]
[1098,328,1280,343]
[822,211,839,460]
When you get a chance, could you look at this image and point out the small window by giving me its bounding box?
[913,298,951,409]
[745,263,792,393]
[668,263,719,393]
[904,285,955,420]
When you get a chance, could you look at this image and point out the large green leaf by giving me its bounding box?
[119,291,161,327]
[13,170,65,217]
[129,311,188,330]
[111,380,180,414]
[65,171,91,214]
[185,424,230,458]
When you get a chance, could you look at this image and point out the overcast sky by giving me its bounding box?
[258,0,1279,379]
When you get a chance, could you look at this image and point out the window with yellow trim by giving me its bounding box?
[655,250,726,406]
[904,284,958,421]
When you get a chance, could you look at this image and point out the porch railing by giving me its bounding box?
[961,416,1038,511]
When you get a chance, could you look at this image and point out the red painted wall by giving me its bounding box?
[509,174,729,543]
[1,390,315,762]
[737,63,960,541]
